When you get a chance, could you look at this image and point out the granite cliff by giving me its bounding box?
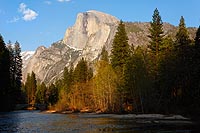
[22,10,197,84]
[22,10,119,83]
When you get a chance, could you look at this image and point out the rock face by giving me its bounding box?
[21,51,35,69]
[22,10,119,83]
[22,10,197,84]
[63,10,119,61]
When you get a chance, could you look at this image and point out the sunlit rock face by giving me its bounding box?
[63,10,119,61]
[22,10,197,84]
[22,10,119,84]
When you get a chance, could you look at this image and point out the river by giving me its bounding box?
[0,110,197,133]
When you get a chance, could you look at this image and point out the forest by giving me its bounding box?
[1,8,200,118]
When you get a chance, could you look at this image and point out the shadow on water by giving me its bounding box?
[0,111,199,133]
[0,111,21,132]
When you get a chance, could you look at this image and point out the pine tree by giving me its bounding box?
[100,45,109,62]
[124,46,150,113]
[7,41,15,88]
[110,20,131,111]
[25,71,37,104]
[170,17,193,112]
[175,16,191,47]
[73,58,88,83]
[47,83,58,105]
[30,71,37,104]
[147,8,166,112]
[111,20,131,70]
[69,63,74,85]
[7,41,23,104]
[192,26,200,115]
[195,26,200,48]
[148,8,164,61]
[63,67,72,91]
[35,82,47,104]
[14,41,22,91]
[0,35,12,111]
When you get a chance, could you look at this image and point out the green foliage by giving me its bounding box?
[0,35,13,111]
[148,8,164,55]
[124,46,151,113]
[0,36,24,111]
[162,35,174,51]
[175,16,191,47]
[63,67,71,91]
[195,26,200,48]
[46,83,58,105]
[100,45,109,62]
[110,20,131,109]
[14,41,22,90]
[111,20,131,69]
[35,82,47,104]
[25,71,37,104]
[12,10,199,117]
[93,61,119,112]
[73,58,89,83]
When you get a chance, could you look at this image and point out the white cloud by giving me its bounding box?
[44,1,52,5]
[19,3,27,12]
[18,3,38,21]
[57,0,71,2]
[7,16,20,23]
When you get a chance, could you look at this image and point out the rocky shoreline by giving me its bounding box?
[42,110,194,126]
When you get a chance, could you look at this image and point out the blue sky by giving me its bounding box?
[0,0,200,51]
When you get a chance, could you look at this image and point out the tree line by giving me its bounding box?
[0,37,23,111]
[11,8,200,117]
[28,8,200,116]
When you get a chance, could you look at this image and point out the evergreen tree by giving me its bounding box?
[63,67,70,89]
[25,73,31,104]
[7,41,23,104]
[195,26,200,48]
[166,17,193,113]
[192,26,200,116]
[148,8,164,73]
[0,35,12,111]
[69,63,74,84]
[100,45,109,62]
[14,41,22,91]
[47,83,58,105]
[30,71,37,104]
[147,8,166,112]
[110,20,131,111]
[111,20,131,70]
[7,41,15,88]
[35,82,47,104]
[175,16,191,47]
[148,8,164,55]
[73,58,88,83]
[25,71,37,104]
[124,46,150,113]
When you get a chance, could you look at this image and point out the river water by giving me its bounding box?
[0,110,197,133]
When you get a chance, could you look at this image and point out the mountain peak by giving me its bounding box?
[63,10,119,49]
[22,11,197,84]
[86,10,119,23]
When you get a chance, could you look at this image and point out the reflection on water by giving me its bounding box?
[0,111,197,133]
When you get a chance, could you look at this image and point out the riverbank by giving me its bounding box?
[42,110,194,125]
[0,111,197,132]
